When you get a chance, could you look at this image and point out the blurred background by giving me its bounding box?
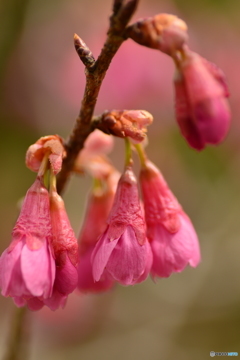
[0,0,240,359]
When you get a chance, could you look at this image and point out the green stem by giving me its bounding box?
[37,153,50,178]
[49,170,57,193]
[93,177,102,191]
[135,143,147,168]
[4,307,29,360]
[124,137,133,167]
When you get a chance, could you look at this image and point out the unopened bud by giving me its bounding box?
[26,135,66,174]
[97,109,153,143]
[174,48,231,150]
[127,13,188,55]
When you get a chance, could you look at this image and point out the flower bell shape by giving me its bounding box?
[91,166,152,285]
[139,160,200,278]
[47,190,79,310]
[174,48,231,150]
[78,186,116,293]
[0,178,55,307]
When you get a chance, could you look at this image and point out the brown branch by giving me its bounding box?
[57,0,139,194]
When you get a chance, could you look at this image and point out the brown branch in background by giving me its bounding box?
[57,0,139,194]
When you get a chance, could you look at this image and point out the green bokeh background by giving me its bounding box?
[0,0,240,359]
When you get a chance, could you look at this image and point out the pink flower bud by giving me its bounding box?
[0,178,55,306]
[140,161,201,277]
[26,135,66,174]
[91,167,152,285]
[127,13,188,55]
[49,190,79,298]
[174,49,231,150]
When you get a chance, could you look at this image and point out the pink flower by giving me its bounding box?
[46,190,79,310]
[139,160,200,278]
[78,174,118,293]
[0,178,55,307]
[174,48,231,150]
[91,167,152,285]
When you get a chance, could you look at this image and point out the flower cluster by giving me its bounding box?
[0,11,231,311]
[127,13,231,150]
[0,136,78,310]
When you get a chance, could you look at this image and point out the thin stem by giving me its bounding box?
[49,170,57,193]
[124,137,133,167]
[135,143,148,168]
[37,152,50,178]
[4,307,28,360]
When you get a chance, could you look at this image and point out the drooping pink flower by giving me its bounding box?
[91,166,152,286]
[139,160,200,278]
[174,47,231,150]
[0,178,55,307]
[47,190,79,310]
[78,173,119,293]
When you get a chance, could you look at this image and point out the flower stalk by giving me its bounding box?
[135,143,147,168]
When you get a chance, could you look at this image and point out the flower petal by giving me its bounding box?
[106,226,147,285]
[151,214,200,277]
[27,297,44,311]
[21,240,55,298]
[54,255,78,295]
[0,241,24,297]
[78,246,114,293]
[44,289,67,311]
[91,229,119,282]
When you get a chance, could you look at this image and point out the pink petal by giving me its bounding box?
[54,254,78,295]
[78,246,115,293]
[0,241,24,296]
[151,214,200,278]
[13,297,26,308]
[193,96,230,145]
[91,229,119,282]
[21,240,55,298]
[27,297,44,311]
[106,226,148,285]
[133,239,153,284]
[44,289,67,311]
